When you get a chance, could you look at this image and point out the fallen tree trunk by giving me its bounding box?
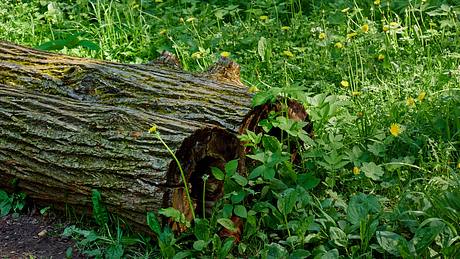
[0,41,254,228]
[0,41,310,232]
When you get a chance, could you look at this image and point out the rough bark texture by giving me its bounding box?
[0,41,252,229]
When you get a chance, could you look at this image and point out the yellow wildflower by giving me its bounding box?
[149,124,158,134]
[378,53,385,61]
[406,97,415,107]
[357,111,364,118]
[352,91,361,96]
[248,86,259,93]
[159,29,167,35]
[335,42,343,49]
[191,51,203,59]
[374,0,381,5]
[281,26,290,31]
[383,25,390,32]
[340,80,349,87]
[220,51,230,58]
[390,123,402,137]
[362,24,369,33]
[417,91,426,102]
[353,166,360,175]
[259,15,268,21]
[457,162,460,169]
[283,50,294,58]
[347,32,358,39]
[319,32,327,40]
[186,17,197,22]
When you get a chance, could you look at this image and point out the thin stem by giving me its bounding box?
[155,132,196,220]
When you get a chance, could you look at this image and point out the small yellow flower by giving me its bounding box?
[159,29,167,35]
[149,124,158,134]
[383,25,390,32]
[281,26,290,31]
[374,0,381,5]
[283,50,294,58]
[186,17,197,22]
[191,51,203,59]
[220,51,230,58]
[347,32,358,39]
[248,86,259,93]
[340,80,349,87]
[378,53,385,61]
[341,8,350,13]
[390,123,402,137]
[319,32,327,40]
[357,111,364,117]
[417,91,426,102]
[457,162,460,169]
[406,97,415,107]
[353,166,360,175]
[335,42,343,49]
[352,91,361,96]
[259,15,268,21]
[362,24,369,33]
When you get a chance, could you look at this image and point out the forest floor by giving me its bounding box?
[0,213,82,258]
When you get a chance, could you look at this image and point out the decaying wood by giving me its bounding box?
[0,41,310,231]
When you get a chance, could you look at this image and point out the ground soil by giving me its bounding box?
[0,212,82,258]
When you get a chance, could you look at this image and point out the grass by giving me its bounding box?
[1,0,459,257]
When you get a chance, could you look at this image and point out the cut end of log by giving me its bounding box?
[206,57,244,86]
[164,127,240,228]
[150,50,182,70]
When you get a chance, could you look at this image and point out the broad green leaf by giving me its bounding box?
[173,251,193,259]
[91,189,108,226]
[194,218,210,241]
[376,231,410,256]
[234,205,248,218]
[347,193,381,225]
[277,188,297,215]
[223,204,233,218]
[262,167,276,180]
[0,190,8,201]
[219,238,235,258]
[361,162,384,181]
[289,249,311,258]
[193,240,207,251]
[262,135,281,153]
[329,227,347,248]
[411,218,445,254]
[211,167,225,181]
[248,165,265,179]
[106,244,123,259]
[146,211,162,236]
[266,243,288,258]
[225,159,239,176]
[217,218,237,232]
[231,174,248,186]
[297,173,320,190]
[231,191,246,204]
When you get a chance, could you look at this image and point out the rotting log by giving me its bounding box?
[0,41,310,231]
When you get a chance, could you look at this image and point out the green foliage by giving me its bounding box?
[2,0,460,257]
[0,189,26,217]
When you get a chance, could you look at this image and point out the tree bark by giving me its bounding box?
[0,41,252,229]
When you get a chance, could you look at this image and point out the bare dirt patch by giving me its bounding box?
[0,213,82,258]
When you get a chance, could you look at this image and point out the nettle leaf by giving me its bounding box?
[262,167,276,180]
[262,135,282,153]
[376,231,410,256]
[193,240,208,251]
[106,244,123,259]
[146,212,162,236]
[248,164,265,179]
[231,174,248,187]
[329,227,348,248]
[361,162,384,181]
[194,218,210,241]
[211,167,225,181]
[277,188,297,215]
[159,207,191,228]
[234,205,248,218]
[297,173,320,190]
[347,193,381,225]
[411,218,445,254]
[217,218,237,232]
[225,159,239,176]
